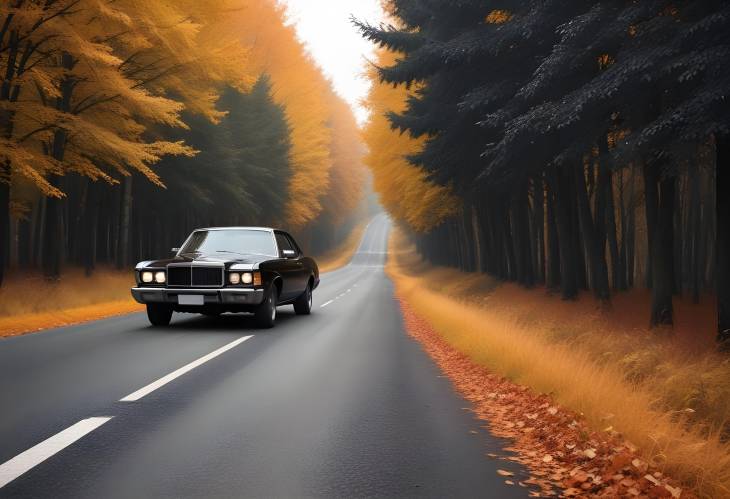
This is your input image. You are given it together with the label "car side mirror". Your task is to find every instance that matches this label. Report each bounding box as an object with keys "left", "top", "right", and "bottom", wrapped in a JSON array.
[
  {"left": 171, "top": 247, "right": 180, "bottom": 255},
  {"left": 282, "top": 249, "right": 297, "bottom": 258}
]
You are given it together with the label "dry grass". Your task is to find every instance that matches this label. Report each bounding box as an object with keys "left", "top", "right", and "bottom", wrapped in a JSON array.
[
  {"left": 316, "top": 221, "right": 367, "bottom": 272},
  {"left": 387, "top": 228, "right": 730, "bottom": 498},
  {"left": 0, "top": 268, "right": 141, "bottom": 337},
  {"left": 0, "top": 222, "right": 366, "bottom": 338}
]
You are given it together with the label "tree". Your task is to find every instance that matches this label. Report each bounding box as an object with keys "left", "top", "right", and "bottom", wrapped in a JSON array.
[{"left": 359, "top": 0, "right": 728, "bottom": 330}]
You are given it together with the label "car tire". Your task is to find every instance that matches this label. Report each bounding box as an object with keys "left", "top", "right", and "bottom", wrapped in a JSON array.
[
  {"left": 147, "top": 303, "right": 172, "bottom": 327},
  {"left": 293, "top": 283, "right": 312, "bottom": 315},
  {"left": 255, "top": 286, "right": 277, "bottom": 329}
]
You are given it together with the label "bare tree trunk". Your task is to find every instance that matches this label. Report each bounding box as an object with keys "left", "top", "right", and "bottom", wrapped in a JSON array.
[
  {"left": 645, "top": 164, "right": 675, "bottom": 327},
  {"left": 545, "top": 176, "right": 561, "bottom": 290},
  {"left": 0, "top": 162, "right": 8, "bottom": 286},
  {"left": 574, "top": 163, "right": 610, "bottom": 300},
  {"left": 717, "top": 135, "right": 730, "bottom": 343},
  {"left": 552, "top": 166, "right": 578, "bottom": 299},
  {"left": 117, "top": 175, "right": 133, "bottom": 269}
]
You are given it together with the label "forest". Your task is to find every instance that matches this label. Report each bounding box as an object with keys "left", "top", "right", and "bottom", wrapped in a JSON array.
[
  {"left": 0, "top": 0, "right": 366, "bottom": 287},
  {"left": 359, "top": 1, "right": 728, "bottom": 337}
]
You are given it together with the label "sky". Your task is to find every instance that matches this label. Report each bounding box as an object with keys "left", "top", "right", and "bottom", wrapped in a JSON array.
[{"left": 281, "top": 0, "right": 385, "bottom": 125}]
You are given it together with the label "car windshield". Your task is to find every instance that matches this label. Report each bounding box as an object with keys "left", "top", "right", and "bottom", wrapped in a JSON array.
[{"left": 180, "top": 230, "right": 277, "bottom": 257}]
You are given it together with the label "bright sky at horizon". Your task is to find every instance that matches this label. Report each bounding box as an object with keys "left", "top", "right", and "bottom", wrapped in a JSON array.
[{"left": 281, "top": 0, "right": 385, "bottom": 126}]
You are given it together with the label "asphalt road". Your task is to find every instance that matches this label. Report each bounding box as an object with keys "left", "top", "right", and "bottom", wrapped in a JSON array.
[{"left": 0, "top": 213, "right": 527, "bottom": 498}]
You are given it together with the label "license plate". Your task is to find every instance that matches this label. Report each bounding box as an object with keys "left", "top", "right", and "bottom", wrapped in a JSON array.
[{"left": 178, "top": 295, "right": 204, "bottom": 306}]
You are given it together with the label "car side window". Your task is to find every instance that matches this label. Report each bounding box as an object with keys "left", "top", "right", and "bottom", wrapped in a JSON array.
[
  {"left": 275, "top": 232, "right": 294, "bottom": 258},
  {"left": 285, "top": 234, "right": 302, "bottom": 255}
]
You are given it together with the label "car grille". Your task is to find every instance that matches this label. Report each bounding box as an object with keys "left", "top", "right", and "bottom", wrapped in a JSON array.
[
  {"left": 192, "top": 267, "right": 223, "bottom": 286},
  {"left": 167, "top": 266, "right": 223, "bottom": 287},
  {"left": 168, "top": 267, "right": 191, "bottom": 286}
]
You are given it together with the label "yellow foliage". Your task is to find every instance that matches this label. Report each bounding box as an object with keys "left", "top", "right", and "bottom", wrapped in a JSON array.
[
  {"left": 0, "top": 0, "right": 254, "bottom": 196},
  {"left": 233, "top": 1, "right": 335, "bottom": 227},
  {"left": 363, "top": 48, "right": 458, "bottom": 233},
  {"left": 485, "top": 10, "right": 512, "bottom": 24},
  {"left": 321, "top": 92, "right": 367, "bottom": 225}
]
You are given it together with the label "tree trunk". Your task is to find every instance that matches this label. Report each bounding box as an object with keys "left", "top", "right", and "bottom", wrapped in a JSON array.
[
  {"left": 626, "top": 169, "right": 636, "bottom": 288},
  {"left": 551, "top": 166, "right": 578, "bottom": 299},
  {"left": 574, "top": 163, "right": 610, "bottom": 300},
  {"left": 471, "top": 206, "right": 483, "bottom": 273},
  {"left": 717, "top": 135, "right": 730, "bottom": 343},
  {"left": 545, "top": 176, "right": 561, "bottom": 290},
  {"left": 42, "top": 52, "right": 75, "bottom": 280},
  {"left": 0, "top": 162, "right": 9, "bottom": 286},
  {"left": 604, "top": 167, "right": 621, "bottom": 290},
  {"left": 645, "top": 164, "right": 675, "bottom": 327},
  {"left": 533, "top": 175, "right": 545, "bottom": 284},
  {"left": 84, "top": 181, "right": 100, "bottom": 276}
]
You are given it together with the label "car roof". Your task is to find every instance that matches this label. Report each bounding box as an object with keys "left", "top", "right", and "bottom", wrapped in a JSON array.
[{"left": 195, "top": 227, "right": 278, "bottom": 232}]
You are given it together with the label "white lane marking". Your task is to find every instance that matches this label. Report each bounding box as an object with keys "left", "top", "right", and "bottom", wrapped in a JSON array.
[
  {"left": 0, "top": 417, "right": 113, "bottom": 488},
  {"left": 320, "top": 300, "right": 334, "bottom": 308},
  {"left": 120, "top": 336, "right": 253, "bottom": 402}
]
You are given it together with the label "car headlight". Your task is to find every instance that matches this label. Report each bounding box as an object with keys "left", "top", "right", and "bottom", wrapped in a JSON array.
[
  {"left": 229, "top": 272, "right": 241, "bottom": 285},
  {"left": 154, "top": 271, "right": 166, "bottom": 284},
  {"left": 141, "top": 271, "right": 153, "bottom": 283},
  {"left": 241, "top": 272, "right": 253, "bottom": 284}
]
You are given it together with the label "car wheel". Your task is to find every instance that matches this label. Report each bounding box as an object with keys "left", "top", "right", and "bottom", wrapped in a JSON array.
[
  {"left": 255, "top": 286, "right": 277, "bottom": 329},
  {"left": 147, "top": 303, "right": 172, "bottom": 327},
  {"left": 293, "top": 283, "right": 312, "bottom": 315}
]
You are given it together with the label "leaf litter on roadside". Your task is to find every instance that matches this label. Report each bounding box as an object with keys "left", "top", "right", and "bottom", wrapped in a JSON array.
[{"left": 397, "top": 298, "right": 692, "bottom": 498}]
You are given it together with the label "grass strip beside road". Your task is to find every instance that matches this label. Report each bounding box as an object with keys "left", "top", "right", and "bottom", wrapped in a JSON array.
[
  {"left": 0, "top": 222, "right": 367, "bottom": 338},
  {"left": 0, "top": 300, "right": 142, "bottom": 338},
  {"left": 387, "top": 227, "right": 729, "bottom": 498}
]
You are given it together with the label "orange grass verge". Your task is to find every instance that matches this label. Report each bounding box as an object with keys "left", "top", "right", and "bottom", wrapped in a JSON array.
[
  {"left": 316, "top": 221, "right": 368, "bottom": 272},
  {"left": 0, "top": 268, "right": 141, "bottom": 338},
  {"left": 388, "top": 228, "right": 730, "bottom": 498},
  {"left": 399, "top": 297, "right": 689, "bottom": 498}
]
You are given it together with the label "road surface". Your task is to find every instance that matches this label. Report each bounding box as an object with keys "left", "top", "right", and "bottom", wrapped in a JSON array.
[{"left": 0, "top": 214, "right": 527, "bottom": 498}]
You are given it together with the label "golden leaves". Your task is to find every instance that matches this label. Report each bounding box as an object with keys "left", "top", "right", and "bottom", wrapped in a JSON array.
[
  {"left": 485, "top": 10, "right": 512, "bottom": 25},
  {"left": 363, "top": 48, "right": 459, "bottom": 233},
  {"left": 598, "top": 53, "right": 616, "bottom": 70},
  {"left": 395, "top": 294, "right": 691, "bottom": 499}
]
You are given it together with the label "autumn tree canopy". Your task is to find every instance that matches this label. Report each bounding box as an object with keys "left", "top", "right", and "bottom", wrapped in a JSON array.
[{"left": 0, "top": 0, "right": 368, "bottom": 284}]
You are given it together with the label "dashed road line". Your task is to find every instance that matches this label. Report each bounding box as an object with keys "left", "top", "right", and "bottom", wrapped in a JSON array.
[
  {"left": 0, "top": 417, "right": 113, "bottom": 488},
  {"left": 120, "top": 335, "right": 253, "bottom": 402}
]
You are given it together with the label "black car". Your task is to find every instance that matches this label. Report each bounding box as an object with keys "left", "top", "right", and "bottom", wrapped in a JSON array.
[{"left": 131, "top": 227, "right": 319, "bottom": 328}]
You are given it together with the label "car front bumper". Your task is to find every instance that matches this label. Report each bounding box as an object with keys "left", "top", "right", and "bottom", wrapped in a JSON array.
[{"left": 131, "top": 287, "right": 265, "bottom": 306}]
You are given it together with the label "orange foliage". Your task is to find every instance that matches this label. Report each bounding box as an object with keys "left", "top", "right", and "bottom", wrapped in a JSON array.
[
  {"left": 388, "top": 227, "right": 730, "bottom": 498},
  {"left": 363, "top": 48, "right": 458, "bottom": 233},
  {"left": 320, "top": 93, "right": 367, "bottom": 226},
  {"left": 233, "top": 1, "right": 334, "bottom": 227},
  {"left": 485, "top": 10, "right": 512, "bottom": 24}
]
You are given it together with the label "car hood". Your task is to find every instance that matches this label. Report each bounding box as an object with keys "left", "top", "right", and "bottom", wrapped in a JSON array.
[{"left": 136, "top": 252, "right": 273, "bottom": 270}]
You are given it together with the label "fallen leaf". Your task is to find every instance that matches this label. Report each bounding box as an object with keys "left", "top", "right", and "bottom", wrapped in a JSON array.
[
  {"left": 665, "top": 484, "right": 682, "bottom": 498},
  {"left": 632, "top": 458, "right": 648, "bottom": 473},
  {"left": 543, "top": 455, "right": 553, "bottom": 463},
  {"left": 645, "top": 474, "right": 661, "bottom": 486},
  {"left": 583, "top": 448, "right": 597, "bottom": 459},
  {"left": 496, "top": 469, "right": 514, "bottom": 477},
  {"left": 505, "top": 480, "right": 514, "bottom": 485}
]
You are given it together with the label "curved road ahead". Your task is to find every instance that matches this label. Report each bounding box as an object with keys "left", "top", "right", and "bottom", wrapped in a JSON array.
[{"left": 0, "top": 214, "right": 526, "bottom": 498}]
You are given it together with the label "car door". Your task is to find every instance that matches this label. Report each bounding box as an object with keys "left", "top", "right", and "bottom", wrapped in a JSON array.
[
  {"left": 283, "top": 232, "right": 309, "bottom": 293},
  {"left": 274, "top": 231, "right": 300, "bottom": 301}
]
